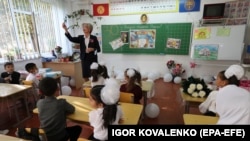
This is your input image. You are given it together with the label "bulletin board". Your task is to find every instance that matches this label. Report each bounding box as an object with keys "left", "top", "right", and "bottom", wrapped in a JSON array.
[
  {"left": 190, "top": 25, "right": 246, "bottom": 61},
  {"left": 101, "top": 23, "right": 192, "bottom": 55}
]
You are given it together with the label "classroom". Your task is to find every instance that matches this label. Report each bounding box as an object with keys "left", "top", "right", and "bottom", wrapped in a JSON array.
[{"left": 0, "top": 0, "right": 250, "bottom": 140}]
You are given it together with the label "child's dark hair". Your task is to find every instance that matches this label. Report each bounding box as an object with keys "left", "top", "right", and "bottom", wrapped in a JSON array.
[
  {"left": 91, "top": 64, "right": 109, "bottom": 82},
  {"left": 219, "top": 70, "right": 240, "bottom": 86},
  {"left": 217, "top": 70, "right": 227, "bottom": 81},
  {"left": 100, "top": 65, "right": 109, "bottom": 79},
  {"left": 25, "top": 63, "right": 36, "bottom": 72},
  {"left": 4, "top": 62, "right": 14, "bottom": 68},
  {"left": 91, "top": 85, "right": 118, "bottom": 128},
  {"left": 124, "top": 68, "right": 142, "bottom": 92},
  {"left": 39, "top": 77, "right": 58, "bottom": 96}
]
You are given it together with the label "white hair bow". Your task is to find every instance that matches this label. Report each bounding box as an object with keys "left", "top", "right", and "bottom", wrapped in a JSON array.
[
  {"left": 127, "top": 68, "right": 135, "bottom": 78},
  {"left": 101, "top": 78, "right": 120, "bottom": 105},
  {"left": 225, "top": 64, "right": 244, "bottom": 80},
  {"left": 99, "top": 61, "right": 105, "bottom": 66},
  {"left": 90, "top": 62, "right": 98, "bottom": 70}
]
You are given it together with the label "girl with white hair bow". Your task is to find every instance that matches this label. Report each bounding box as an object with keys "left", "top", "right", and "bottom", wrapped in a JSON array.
[
  {"left": 216, "top": 64, "right": 250, "bottom": 124},
  {"left": 120, "top": 68, "right": 143, "bottom": 104},
  {"left": 90, "top": 62, "right": 109, "bottom": 87},
  {"left": 88, "top": 78, "right": 123, "bottom": 141}
]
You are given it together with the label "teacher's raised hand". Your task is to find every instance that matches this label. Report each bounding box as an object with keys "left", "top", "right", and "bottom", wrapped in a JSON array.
[{"left": 62, "top": 22, "right": 68, "bottom": 33}]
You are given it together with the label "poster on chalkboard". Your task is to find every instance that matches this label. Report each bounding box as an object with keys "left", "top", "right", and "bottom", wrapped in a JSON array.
[
  {"left": 129, "top": 29, "right": 156, "bottom": 49},
  {"left": 166, "top": 38, "right": 181, "bottom": 49}
]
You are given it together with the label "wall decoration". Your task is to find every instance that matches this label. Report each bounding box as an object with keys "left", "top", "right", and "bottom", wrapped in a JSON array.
[
  {"left": 109, "top": 38, "right": 124, "bottom": 50},
  {"left": 216, "top": 27, "right": 231, "bottom": 37},
  {"left": 194, "top": 27, "right": 211, "bottom": 39},
  {"left": 129, "top": 29, "right": 156, "bottom": 49},
  {"left": 193, "top": 44, "right": 219, "bottom": 60},
  {"left": 179, "top": 0, "right": 200, "bottom": 12},
  {"left": 93, "top": 3, "right": 109, "bottom": 16},
  {"left": 224, "top": 0, "right": 249, "bottom": 25},
  {"left": 109, "top": 0, "right": 178, "bottom": 15},
  {"left": 120, "top": 31, "right": 129, "bottom": 44},
  {"left": 141, "top": 14, "right": 148, "bottom": 24},
  {"left": 166, "top": 38, "right": 181, "bottom": 49}
]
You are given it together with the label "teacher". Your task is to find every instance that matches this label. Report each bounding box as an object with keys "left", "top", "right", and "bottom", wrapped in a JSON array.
[{"left": 62, "top": 22, "right": 101, "bottom": 82}]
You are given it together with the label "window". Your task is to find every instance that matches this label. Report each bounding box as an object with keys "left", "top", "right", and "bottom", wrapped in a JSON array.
[{"left": 0, "top": 0, "right": 57, "bottom": 63}]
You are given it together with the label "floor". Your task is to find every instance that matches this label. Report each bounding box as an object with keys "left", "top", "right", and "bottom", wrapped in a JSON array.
[{"left": 1, "top": 78, "right": 201, "bottom": 139}]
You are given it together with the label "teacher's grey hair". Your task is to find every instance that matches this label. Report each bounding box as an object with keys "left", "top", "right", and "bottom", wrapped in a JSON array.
[{"left": 82, "top": 23, "right": 93, "bottom": 33}]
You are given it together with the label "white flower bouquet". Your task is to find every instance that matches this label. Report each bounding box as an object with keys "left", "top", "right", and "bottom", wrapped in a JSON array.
[{"left": 182, "top": 76, "right": 212, "bottom": 98}]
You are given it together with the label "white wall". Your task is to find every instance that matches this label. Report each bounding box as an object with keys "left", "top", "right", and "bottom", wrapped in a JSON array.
[{"left": 62, "top": 0, "right": 249, "bottom": 79}]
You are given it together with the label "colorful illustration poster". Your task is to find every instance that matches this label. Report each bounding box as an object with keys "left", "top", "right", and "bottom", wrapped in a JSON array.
[
  {"left": 129, "top": 29, "right": 156, "bottom": 49},
  {"left": 120, "top": 31, "right": 129, "bottom": 44},
  {"left": 194, "top": 27, "right": 211, "bottom": 39},
  {"left": 193, "top": 44, "right": 219, "bottom": 60},
  {"left": 179, "top": 0, "right": 200, "bottom": 12},
  {"left": 166, "top": 38, "right": 181, "bottom": 49},
  {"left": 216, "top": 27, "right": 231, "bottom": 37},
  {"left": 109, "top": 38, "right": 124, "bottom": 50}
]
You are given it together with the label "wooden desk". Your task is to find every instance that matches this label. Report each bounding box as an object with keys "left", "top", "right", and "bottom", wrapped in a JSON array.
[
  {"left": 33, "top": 95, "right": 143, "bottom": 125},
  {"left": 0, "top": 134, "right": 30, "bottom": 141},
  {"left": 183, "top": 114, "right": 219, "bottom": 125},
  {"left": 0, "top": 84, "right": 32, "bottom": 127},
  {"left": 180, "top": 89, "right": 206, "bottom": 113},
  {"left": 42, "top": 61, "right": 84, "bottom": 89},
  {"left": 82, "top": 80, "right": 153, "bottom": 118}
]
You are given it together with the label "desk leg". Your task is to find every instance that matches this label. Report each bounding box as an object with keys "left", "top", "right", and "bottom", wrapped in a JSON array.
[
  {"left": 57, "top": 77, "right": 62, "bottom": 95},
  {"left": 59, "top": 80, "right": 62, "bottom": 95},
  {"left": 11, "top": 96, "right": 20, "bottom": 125},
  {"left": 141, "top": 91, "right": 147, "bottom": 119}
]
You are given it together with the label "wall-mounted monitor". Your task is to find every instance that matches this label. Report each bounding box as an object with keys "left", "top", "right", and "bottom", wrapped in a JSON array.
[{"left": 203, "top": 3, "right": 225, "bottom": 19}]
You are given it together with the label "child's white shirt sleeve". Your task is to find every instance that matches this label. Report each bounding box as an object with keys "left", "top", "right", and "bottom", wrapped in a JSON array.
[
  {"left": 26, "top": 73, "right": 39, "bottom": 87},
  {"left": 199, "top": 90, "right": 218, "bottom": 113}
]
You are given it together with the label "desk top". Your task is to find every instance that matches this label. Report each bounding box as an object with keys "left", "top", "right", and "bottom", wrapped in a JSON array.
[
  {"left": 180, "top": 89, "right": 206, "bottom": 103},
  {"left": 33, "top": 95, "right": 143, "bottom": 125},
  {"left": 0, "top": 134, "right": 30, "bottom": 141},
  {"left": 0, "top": 84, "right": 31, "bottom": 98},
  {"left": 183, "top": 114, "right": 219, "bottom": 125}
]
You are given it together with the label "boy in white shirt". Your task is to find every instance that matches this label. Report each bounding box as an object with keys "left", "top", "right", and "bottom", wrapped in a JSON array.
[{"left": 25, "top": 63, "right": 40, "bottom": 87}]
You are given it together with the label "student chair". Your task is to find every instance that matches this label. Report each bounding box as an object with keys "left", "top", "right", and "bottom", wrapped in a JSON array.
[
  {"left": 83, "top": 87, "right": 91, "bottom": 98},
  {"left": 81, "top": 81, "right": 91, "bottom": 96},
  {"left": 24, "top": 128, "right": 47, "bottom": 141},
  {"left": 77, "top": 138, "right": 90, "bottom": 141},
  {"left": 119, "top": 92, "right": 134, "bottom": 103}
]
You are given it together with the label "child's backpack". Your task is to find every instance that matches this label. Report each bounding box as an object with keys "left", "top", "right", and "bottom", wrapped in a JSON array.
[{"left": 17, "top": 128, "right": 41, "bottom": 141}]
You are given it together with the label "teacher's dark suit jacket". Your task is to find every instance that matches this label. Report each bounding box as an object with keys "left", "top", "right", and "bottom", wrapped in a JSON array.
[
  {"left": 65, "top": 33, "right": 101, "bottom": 78},
  {"left": 65, "top": 33, "right": 101, "bottom": 61}
]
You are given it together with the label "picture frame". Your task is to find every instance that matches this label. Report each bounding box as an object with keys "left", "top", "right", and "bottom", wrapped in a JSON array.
[{"left": 140, "top": 14, "right": 148, "bottom": 23}]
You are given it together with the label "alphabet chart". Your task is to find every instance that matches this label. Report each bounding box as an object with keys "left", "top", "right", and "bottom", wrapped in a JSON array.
[{"left": 109, "top": 0, "right": 178, "bottom": 15}]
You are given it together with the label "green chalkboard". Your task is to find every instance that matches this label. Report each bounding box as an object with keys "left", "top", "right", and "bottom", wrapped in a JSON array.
[{"left": 101, "top": 23, "right": 192, "bottom": 55}]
